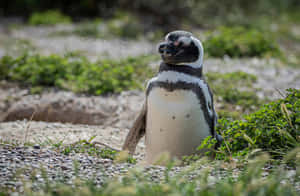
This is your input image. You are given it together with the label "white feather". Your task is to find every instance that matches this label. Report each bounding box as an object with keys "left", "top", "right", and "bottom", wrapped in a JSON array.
[
  {"left": 178, "top": 36, "right": 192, "bottom": 46},
  {"left": 146, "top": 87, "right": 211, "bottom": 163},
  {"left": 147, "top": 71, "right": 213, "bottom": 116}
]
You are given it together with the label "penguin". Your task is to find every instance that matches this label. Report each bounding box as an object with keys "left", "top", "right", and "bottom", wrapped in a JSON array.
[{"left": 123, "top": 30, "right": 222, "bottom": 164}]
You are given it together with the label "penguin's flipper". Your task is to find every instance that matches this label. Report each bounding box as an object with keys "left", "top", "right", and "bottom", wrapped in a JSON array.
[{"left": 122, "top": 103, "right": 146, "bottom": 154}]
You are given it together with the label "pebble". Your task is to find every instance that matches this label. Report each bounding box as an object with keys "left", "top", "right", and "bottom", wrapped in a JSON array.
[
  {"left": 0, "top": 144, "right": 218, "bottom": 192},
  {"left": 0, "top": 144, "right": 138, "bottom": 191}
]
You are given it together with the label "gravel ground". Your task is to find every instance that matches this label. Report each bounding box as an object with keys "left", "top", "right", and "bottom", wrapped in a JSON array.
[
  {"left": 0, "top": 144, "right": 187, "bottom": 192},
  {"left": 0, "top": 120, "right": 145, "bottom": 157},
  {"left": 0, "top": 144, "right": 298, "bottom": 193},
  {"left": 0, "top": 144, "right": 131, "bottom": 190}
]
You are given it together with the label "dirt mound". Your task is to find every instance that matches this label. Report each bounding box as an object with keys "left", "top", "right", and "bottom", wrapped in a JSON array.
[{"left": 1, "top": 90, "right": 144, "bottom": 127}]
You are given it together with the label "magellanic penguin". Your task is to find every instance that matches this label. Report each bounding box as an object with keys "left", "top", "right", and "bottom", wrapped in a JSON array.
[{"left": 123, "top": 30, "right": 222, "bottom": 164}]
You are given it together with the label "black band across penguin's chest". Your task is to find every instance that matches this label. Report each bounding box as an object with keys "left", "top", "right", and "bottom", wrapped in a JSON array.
[
  {"left": 146, "top": 81, "right": 214, "bottom": 136},
  {"left": 159, "top": 63, "right": 203, "bottom": 78}
]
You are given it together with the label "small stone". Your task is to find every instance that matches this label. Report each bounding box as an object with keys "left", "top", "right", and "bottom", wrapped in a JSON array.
[{"left": 61, "top": 165, "right": 69, "bottom": 170}]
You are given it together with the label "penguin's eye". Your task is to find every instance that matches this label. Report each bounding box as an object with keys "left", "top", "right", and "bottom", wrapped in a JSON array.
[{"left": 168, "top": 34, "right": 177, "bottom": 41}]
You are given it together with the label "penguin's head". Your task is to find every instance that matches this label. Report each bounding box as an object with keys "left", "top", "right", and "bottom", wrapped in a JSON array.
[{"left": 158, "top": 30, "right": 204, "bottom": 68}]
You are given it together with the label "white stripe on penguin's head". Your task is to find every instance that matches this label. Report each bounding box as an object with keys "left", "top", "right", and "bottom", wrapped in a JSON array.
[{"left": 179, "top": 36, "right": 203, "bottom": 69}]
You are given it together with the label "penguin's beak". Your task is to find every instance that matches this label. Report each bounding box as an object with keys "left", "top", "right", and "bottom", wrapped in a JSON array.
[
  {"left": 158, "top": 42, "right": 170, "bottom": 56},
  {"left": 158, "top": 42, "right": 177, "bottom": 57},
  {"left": 158, "top": 41, "right": 185, "bottom": 64}
]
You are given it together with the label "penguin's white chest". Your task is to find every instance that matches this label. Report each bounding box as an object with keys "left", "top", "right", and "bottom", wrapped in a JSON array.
[{"left": 146, "top": 87, "right": 210, "bottom": 163}]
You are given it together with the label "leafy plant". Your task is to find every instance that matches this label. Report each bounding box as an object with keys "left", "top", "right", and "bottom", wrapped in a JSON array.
[
  {"left": 28, "top": 10, "right": 71, "bottom": 25},
  {"left": 199, "top": 88, "right": 300, "bottom": 160},
  {"left": 204, "top": 26, "right": 282, "bottom": 57},
  {"left": 0, "top": 53, "right": 155, "bottom": 95}
]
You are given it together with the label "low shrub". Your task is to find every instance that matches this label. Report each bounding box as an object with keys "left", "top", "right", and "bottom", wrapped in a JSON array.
[
  {"left": 204, "top": 27, "right": 282, "bottom": 57},
  {"left": 28, "top": 10, "right": 71, "bottom": 25},
  {"left": 0, "top": 53, "right": 155, "bottom": 95},
  {"left": 200, "top": 88, "right": 300, "bottom": 160}
]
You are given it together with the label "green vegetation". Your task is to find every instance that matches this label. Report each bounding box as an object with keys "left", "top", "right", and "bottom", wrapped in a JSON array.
[
  {"left": 0, "top": 53, "right": 155, "bottom": 95},
  {"left": 197, "top": 88, "right": 299, "bottom": 160},
  {"left": 28, "top": 10, "right": 71, "bottom": 25},
  {"left": 204, "top": 27, "right": 282, "bottom": 57},
  {"left": 206, "top": 71, "right": 264, "bottom": 119}
]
